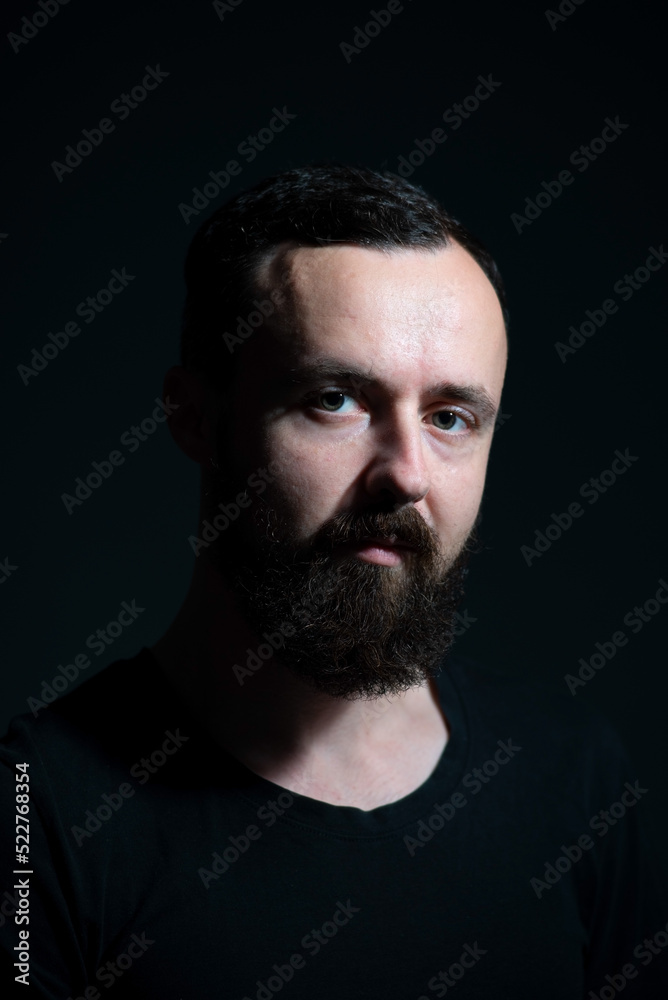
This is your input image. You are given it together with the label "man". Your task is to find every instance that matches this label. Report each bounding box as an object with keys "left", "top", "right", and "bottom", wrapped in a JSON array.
[{"left": 1, "top": 163, "right": 666, "bottom": 998}]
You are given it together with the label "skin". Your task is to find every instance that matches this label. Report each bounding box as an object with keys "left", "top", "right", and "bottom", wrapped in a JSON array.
[{"left": 151, "top": 242, "right": 508, "bottom": 810}]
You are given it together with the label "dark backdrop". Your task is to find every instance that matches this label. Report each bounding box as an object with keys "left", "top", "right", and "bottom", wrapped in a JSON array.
[{"left": 2, "top": 0, "right": 667, "bottom": 838}]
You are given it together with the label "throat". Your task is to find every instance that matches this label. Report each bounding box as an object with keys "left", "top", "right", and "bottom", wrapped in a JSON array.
[{"left": 237, "top": 688, "right": 450, "bottom": 811}]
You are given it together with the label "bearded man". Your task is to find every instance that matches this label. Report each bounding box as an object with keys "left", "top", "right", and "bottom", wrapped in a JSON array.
[{"left": 1, "top": 163, "right": 666, "bottom": 998}]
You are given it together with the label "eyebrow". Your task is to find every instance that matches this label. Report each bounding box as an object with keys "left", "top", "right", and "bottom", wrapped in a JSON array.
[{"left": 280, "top": 360, "right": 499, "bottom": 427}]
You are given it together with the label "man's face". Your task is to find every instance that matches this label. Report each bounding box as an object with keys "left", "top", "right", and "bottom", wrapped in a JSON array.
[{"left": 208, "top": 242, "right": 507, "bottom": 698}]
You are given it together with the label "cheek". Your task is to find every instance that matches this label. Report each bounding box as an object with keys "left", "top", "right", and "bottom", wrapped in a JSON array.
[
  {"left": 263, "top": 432, "right": 354, "bottom": 533},
  {"left": 426, "top": 459, "right": 488, "bottom": 543}
]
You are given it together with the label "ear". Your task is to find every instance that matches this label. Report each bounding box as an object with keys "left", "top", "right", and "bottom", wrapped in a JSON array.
[{"left": 160, "top": 366, "right": 218, "bottom": 465}]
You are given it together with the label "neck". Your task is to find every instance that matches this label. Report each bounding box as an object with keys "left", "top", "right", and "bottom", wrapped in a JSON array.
[{"left": 150, "top": 559, "right": 450, "bottom": 808}]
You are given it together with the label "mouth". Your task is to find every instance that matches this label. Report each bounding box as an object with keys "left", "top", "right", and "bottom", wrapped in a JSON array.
[{"left": 334, "top": 536, "right": 417, "bottom": 567}]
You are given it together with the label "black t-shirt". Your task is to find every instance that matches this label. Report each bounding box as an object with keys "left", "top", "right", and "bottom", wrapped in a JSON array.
[{"left": 1, "top": 648, "right": 667, "bottom": 998}]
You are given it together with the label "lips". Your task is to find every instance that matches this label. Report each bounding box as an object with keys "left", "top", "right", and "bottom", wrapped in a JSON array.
[
  {"left": 335, "top": 534, "right": 414, "bottom": 550},
  {"left": 356, "top": 536, "right": 415, "bottom": 551},
  {"left": 331, "top": 536, "right": 418, "bottom": 567}
]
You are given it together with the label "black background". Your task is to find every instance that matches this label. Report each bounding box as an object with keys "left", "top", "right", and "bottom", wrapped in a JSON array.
[{"left": 2, "top": 0, "right": 666, "bottom": 839}]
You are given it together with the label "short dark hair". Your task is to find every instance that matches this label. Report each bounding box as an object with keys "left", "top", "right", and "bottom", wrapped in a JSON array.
[{"left": 181, "top": 161, "right": 508, "bottom": 392}]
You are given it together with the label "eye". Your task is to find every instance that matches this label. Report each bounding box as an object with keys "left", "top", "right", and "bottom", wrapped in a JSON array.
[
  {"left": 309, "top": 390, "right": 358, "bottom": 413},
  {"left": 431, "top": 409, "right": 469, "bottom": 433}
]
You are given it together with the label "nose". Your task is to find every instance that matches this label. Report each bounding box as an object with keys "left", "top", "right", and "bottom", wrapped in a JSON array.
[{"left": 363, "top": 409, "right": 430, "bottom": 507}]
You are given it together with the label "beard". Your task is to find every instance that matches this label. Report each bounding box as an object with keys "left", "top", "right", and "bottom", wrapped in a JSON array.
[{"left": 204, "top": 460, "right": 478, "bottom": 701}]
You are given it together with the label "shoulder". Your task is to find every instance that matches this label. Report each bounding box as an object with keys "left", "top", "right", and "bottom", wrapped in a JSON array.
[
  {"left": 444, "top": 651, "right": 622, "bottom": 738},
  {"left": 441, "top": 652, "right": 635, "bottom": 800},
  {"left": 0, "top": 647, "right": 175, "bottom": 782}
]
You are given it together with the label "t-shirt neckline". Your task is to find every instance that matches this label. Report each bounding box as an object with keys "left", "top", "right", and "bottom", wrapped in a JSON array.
[{"left": 138, "top": 645, "right": 472, "bottom": 838}]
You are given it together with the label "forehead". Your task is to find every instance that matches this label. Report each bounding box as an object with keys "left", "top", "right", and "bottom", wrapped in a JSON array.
[{"left": 241, "top": 242, "right": 507, "bottom": 395}]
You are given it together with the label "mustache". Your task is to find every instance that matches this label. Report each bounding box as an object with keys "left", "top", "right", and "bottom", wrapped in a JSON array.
[{"left": 306, "top": 505, "right": 442, "bottom": 559}]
